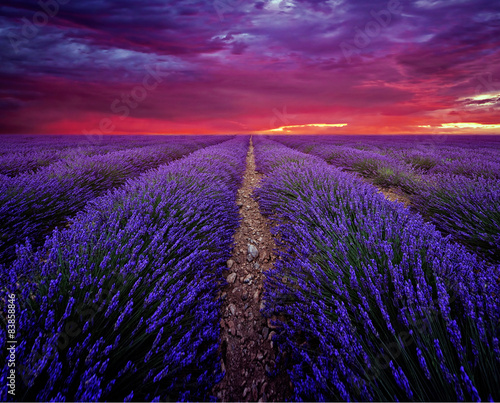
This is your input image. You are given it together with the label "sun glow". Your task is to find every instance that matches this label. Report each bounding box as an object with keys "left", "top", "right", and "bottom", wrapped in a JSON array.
[
  {"left": 267, "top": 123, "right": 348, "bottom": 132},
  {"left": 416, "top": 122, "right": 500, "bottom": 131},
  {"left": 440, "top": 122, "right": 500, "bottom": 129}
]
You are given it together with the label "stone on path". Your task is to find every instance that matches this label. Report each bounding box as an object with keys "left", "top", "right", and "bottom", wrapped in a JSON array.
[
  {"left": 247, "top": 244, "right": 259, "bottom": 261},
  {"left": 243, "top": 273, "right": 254, "bottom": 284},
  {"left": 227, "top": 272, "right": 237, "bottom": 284},
  {"left": 228, "top": 320, "right": 236, "bottom": 335}
]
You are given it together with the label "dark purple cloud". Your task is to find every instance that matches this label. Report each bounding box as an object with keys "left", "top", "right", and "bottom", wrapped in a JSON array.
[{"left": 0, "top": 0, "right": 499, "bottom": 134}]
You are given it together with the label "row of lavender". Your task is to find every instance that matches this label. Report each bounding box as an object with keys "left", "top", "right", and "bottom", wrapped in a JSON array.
[
  {"left": 0, "top": 136, "right": 227, "bottom": 263},
  {"left": 273, "top": 135, "right": 500, "bottom": 184},
  {"left": 0, "top": 137, "right": 248, "bottom": 401},
  {"left": 281, "top": 135, "right": 500, "bottom": 177},
  {"left": 0, "top": 134, "right": 194, "bottom": 154},
  {"left": 254, "top": 138, "right": 500, "bottom": 401},
  {"left": 0, "top": 135, "right": 206, "bottom": 177},
  {"left": 273, "top": 136, "right": 500, "bottom": 261}
]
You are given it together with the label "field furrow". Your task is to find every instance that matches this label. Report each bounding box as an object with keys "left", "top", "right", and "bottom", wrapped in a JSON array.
[{"left": 213, "top": 137, "right": 292, "bottom": 402}]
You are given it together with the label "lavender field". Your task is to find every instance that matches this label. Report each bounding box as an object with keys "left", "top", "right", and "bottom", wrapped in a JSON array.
[{"left": 1, "top": 135, "right": 499, "bottom": 402}]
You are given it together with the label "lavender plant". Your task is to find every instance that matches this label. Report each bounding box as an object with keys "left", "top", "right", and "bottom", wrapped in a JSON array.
[
  {"left": 0, "top": 137, "right": 248, "bottom": 401},
  {"left": 273, "top": 135, "right": 500, "bottom": 261},
  {"left": 412, "top": 174, "right": 500, "bottom": 260},
  {"left": 253, "top": 138, "right": 500, "bottom": 402},
  {"left": 0, "top": 136, "right": 226, "bottom": 263},
  {"left": 274, "top": 137, "right": 422, "bottom": 194},
  {"left": 0, "top": 134, "right": 198, "bottom": 176}
]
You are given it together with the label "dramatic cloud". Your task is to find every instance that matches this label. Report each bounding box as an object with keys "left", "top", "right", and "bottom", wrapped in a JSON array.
[{"left": 1, "top": 0, "right": 499, "bottom": 134}]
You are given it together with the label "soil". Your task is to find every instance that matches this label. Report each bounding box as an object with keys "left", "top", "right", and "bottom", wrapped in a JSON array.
[
  {"left": 378, "top": 187, "right": 412, "bottom": 207},
  {"left": 213, "top": 138, "right": 292, "bottom": 402},
  {"left": 346, "top": 171, "right": 413, "bottom": 208}
]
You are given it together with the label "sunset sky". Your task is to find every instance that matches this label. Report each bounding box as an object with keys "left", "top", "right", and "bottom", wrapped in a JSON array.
[{"left": 1, "top": 0, "right": 500, "bottom": 135}]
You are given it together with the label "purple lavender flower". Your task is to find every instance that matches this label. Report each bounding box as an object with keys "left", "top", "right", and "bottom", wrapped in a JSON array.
[
  {"left": 253, "top": 136, "right": 500, "bottom": 402},
  {"left": 1, "top": 137, "right": 247, "bottom": 401}
]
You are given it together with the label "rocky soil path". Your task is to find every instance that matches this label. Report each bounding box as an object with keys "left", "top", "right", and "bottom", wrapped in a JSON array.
[
  {"left": 213, "top": 137, "right": 292, "bottom": 402},
  {"left": 378, "top": 187, "right": 411, "bottom": 207}
]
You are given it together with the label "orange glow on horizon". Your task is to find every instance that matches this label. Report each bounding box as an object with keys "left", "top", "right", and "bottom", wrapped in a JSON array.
[
  {"left": 266, "top": 123, "right": 348, "bottom": 133},
  {"left": 33, "top": 113, "right": 500, "bottom": 136}
]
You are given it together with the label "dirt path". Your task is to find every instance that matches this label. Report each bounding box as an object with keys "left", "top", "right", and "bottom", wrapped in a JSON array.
[
  {"left": 213, "top": 137, "right": 292, "bottom": 402},
  {"left": 377, "top": 187, "right": 411, "bottom": 207},
  {"left": 351, "top": 173, "right": 412, "bottom": 207}
]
